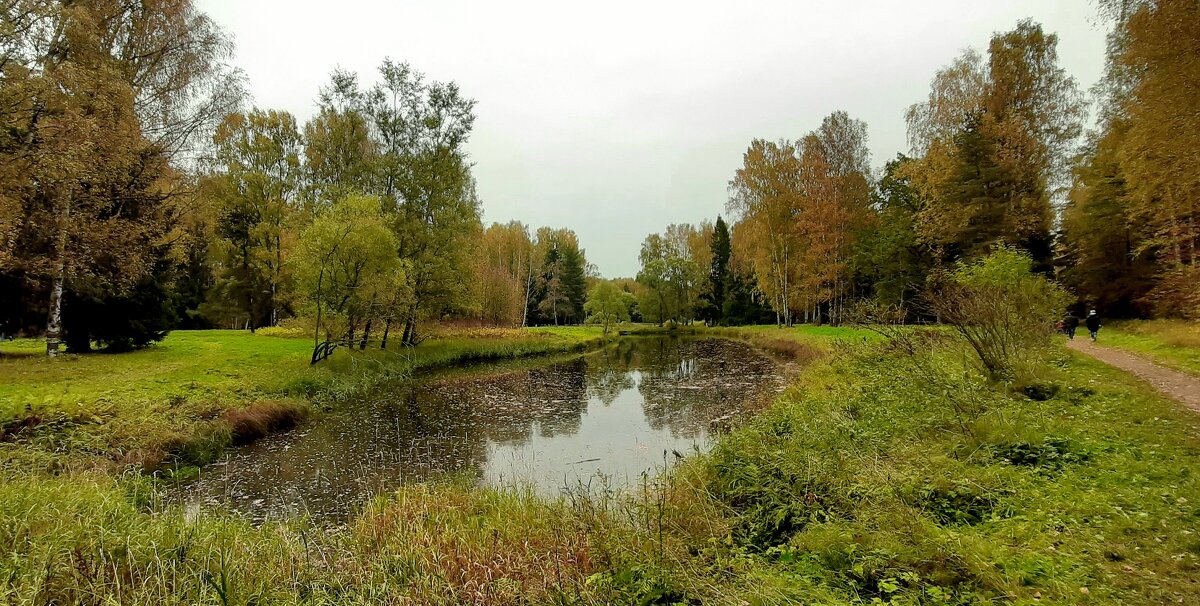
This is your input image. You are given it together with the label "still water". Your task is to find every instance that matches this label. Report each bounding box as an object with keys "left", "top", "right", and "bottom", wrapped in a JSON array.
[{"left": 179, "top": 337, "right": 784, "bottom": 522}]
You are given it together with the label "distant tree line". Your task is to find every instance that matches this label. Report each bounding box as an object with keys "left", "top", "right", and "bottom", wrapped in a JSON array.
[
  {"left": 637, "top": 9, "right": 1197, "bottom": 325},
  {"left": 3, "top": 3, "right": 1196, "bottom": 358}
]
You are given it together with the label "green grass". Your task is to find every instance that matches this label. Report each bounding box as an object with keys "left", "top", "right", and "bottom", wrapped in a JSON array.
[
  {"left": 2, "top": 325, "right": 1198, "bottom": 603},
  {"left": 657, "top": 341, "right": 1200, "bottom": 603},
  {"left": 1101, "top": 319, "right": 1200, "bottom": 375},
  {"left": 0, "top": 327, "right": 608, "bottom": 475}
]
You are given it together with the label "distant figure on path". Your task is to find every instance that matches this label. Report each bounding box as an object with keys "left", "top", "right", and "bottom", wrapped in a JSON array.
[
  {"left": 1064, "top": 312, "right": 1080, "bottom": 340},
  {"left": 1085, "top": 310, "right": 1101, "bottom": 341}
]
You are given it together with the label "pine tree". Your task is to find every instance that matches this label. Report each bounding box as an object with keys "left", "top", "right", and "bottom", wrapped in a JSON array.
[{"left": 698, "top": 216, "right": 731, "bottom": 324}]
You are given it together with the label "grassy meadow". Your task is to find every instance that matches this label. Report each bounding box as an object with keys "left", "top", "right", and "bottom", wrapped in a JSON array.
[
  {"left": 1102, "top": 320, "right": 1200, "bottom": 375},
  {"left": 1, "top": 324, "right": 1199, "bottom": 604}
]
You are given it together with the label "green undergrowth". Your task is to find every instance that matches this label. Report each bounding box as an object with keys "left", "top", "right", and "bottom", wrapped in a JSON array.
[
  {"left": 0, "top": 327, "right": 608, "bottom": 475},
  {"left": 613, "top": 338, "right": 1200, "bottom": 604},
  {"left": 3, "top": 331, "right": 1197, "bottom": 604},
  {"left": 1102, "top": 320, "right": 1200, "bottom": 375}
]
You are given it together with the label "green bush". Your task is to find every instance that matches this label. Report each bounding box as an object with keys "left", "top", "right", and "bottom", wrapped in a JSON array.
[{"left": 929, "top": 247, "right": 1072, "bottom": 381}]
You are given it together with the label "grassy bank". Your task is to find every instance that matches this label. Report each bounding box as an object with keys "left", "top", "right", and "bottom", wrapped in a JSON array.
[
  {"left": 2, "top": 327, "right": 1197, "bottom": 603},
  {"left": 1102, "top": 319, "right": 1200, "bottom": 375},
  {"left": 0, "top": 327, "right": 608, "bottom": 475},
  {"left": 708, "top": 324, "right": 881, "bottom": 361}
]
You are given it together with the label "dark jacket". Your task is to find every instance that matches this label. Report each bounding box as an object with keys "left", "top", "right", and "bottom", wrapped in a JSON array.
[
  {"left": 1064, "top": 314, "right": 1080, "bottom": 329},
  {"left": 1085, "top": 315, "right": 1101, "bottom": 331}
]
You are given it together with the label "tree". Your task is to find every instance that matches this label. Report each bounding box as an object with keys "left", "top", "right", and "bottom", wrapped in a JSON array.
[
  {"left": 727, "top": 112, "right": 872, "bottom": 326},
  {"left": 0, "top": 0, "right": 241, "bottom": 355},
  {"left": 527, "top": 227, "right": 588, "bottom": 326},
  {"left": 727, "top": 139, "right": 802, "bottom": 325},
  {"left": 304, "top": 104, "right": 376, "bottom": 210},
  {"left": 1108, "top": 0, "right": 1200, "bottom": 317},
  {"left": 904, "top": 21, "right": 1084, "bottom": 273},
  {"left": 361, "top": 61, "right": 480, "bottom": 343},
  {"left": 852, "top": 156, "right": 936, "bottom": 316},
  {"left": 636, "top": 227, "right": 702, "bottom": 325},
  {"left": 311, "top": 61, "right": 482, "bottom": 344},
  {"left": 206, "top": 109, "right": 303, "bottom": 330},
  {"left": 476, "top": 221, "right": 536, "bottom": 326},
  {"left": 294, "top": 196, "right": 403, "bottom": 363},
  {"left": 584, "top": 281, "right": 629, "bottom": 335},
  {"left": 697, "top": 215, "right": 732, "bottom": 325},
  {"left": 1060, "top": 123, "right": 1158, "bottom": 317}
]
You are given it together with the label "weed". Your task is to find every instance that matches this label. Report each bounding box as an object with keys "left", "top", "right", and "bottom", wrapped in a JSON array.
[
  {"left": 988, "top": 437, "right": 1089, "bottom": 472},
  {"left": 909, "top": 481, "right": 999, "bottom": 526}
]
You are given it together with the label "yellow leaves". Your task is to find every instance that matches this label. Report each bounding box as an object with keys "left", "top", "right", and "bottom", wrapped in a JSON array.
[
  {"left": 1117, "top": 0, "right": 1200, "bottom": 267},
  {"left": 727, "top": 117, "right": 871, "bottom": 318}
]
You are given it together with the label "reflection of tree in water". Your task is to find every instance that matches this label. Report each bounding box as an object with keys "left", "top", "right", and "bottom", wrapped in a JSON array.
[
  {"left": 584, "top": 345, "right": 637, "bottom": 405},
  {"left": 184, "top": 337, "right": 779, "bottom": 522},
  {"left": 631, "top": 338, "right": 779, "bottom": 438}
]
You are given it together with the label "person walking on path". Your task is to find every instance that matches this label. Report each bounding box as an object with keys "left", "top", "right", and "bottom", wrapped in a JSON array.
[
  {"left": 1085, "top": 310, "right": 1101, "bottom": 341},
  {"left": 1064, "top": 312, "right": 1080, "bottom": 340}
]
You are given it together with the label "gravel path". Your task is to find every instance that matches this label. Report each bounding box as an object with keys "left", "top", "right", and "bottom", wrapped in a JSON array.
[{"left": 1068, "top": 338, "right": 1200, "bottom": 413}]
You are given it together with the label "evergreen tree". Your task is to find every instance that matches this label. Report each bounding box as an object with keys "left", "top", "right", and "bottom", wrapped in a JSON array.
[
  {"left": 698, "top": 215, "right": 731, "bottom": 325},
  {"left": 853, "top": 156, "right": 936, "bottom": 316},
  {"left": 560, "top": 245, "right": 588, "bottom": 323}
]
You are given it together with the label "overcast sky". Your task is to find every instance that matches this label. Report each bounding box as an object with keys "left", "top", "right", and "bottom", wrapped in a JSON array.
[{"left": 196, "top": 0, "right": 1109, "bottom": 278}]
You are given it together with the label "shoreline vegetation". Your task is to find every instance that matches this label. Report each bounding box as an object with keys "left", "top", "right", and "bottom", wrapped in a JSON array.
[
  {"left": 0, "top": 324, "right": 845, "bottom": 479},
  {"left": 0, "top": 326, "right": 619, "bottom": 475},
  {"left": 1, "top": 324, "right": 1198, "bottom": 604}
]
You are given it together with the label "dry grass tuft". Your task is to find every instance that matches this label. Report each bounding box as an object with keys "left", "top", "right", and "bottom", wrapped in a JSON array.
[{"left": 222, "top": 399, "right": 309, "bottom": 445}]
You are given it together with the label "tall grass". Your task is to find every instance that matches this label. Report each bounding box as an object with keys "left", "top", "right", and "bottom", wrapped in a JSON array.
[{"left": 2, "top": 326, "right": 1198, "bottom": 603}]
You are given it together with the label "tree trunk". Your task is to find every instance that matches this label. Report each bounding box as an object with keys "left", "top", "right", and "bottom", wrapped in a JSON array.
[
  {"left": 407, "top": 315, "right": 418, "bottom": 346},
  {"left": 360, "top": 318, "right": 372, "bottom": 350},
  {"left": 522, "top": 263, "right": 534, "bottom": 328},
  {"left": 311, "top": 268, "right": 324, "bottom": 365},
  {"left": 45, "top": 188, "right": 70, "bottom": 357},
  {"left": 381, "top": 318, "right": 391, "bottom": 349}
]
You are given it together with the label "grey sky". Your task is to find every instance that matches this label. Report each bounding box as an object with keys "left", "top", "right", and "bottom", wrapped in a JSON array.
[{"left": 196, "top": 0, "right": 1109, "bottom": 278}]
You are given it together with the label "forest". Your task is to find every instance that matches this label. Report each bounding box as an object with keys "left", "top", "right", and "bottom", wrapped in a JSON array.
[
  {"left": 1, "top": 0, "right": 1197, "bottom": 358},
  {"left": 635, "top": 8, "right": 1198, "bottom": 329}
]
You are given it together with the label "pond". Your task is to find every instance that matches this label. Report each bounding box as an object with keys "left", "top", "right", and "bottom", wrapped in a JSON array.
[{"left": 177, "top": 337, "right": 785, "bottom": 522}]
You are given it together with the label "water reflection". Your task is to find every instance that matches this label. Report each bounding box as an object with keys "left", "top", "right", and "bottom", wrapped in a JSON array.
[{"left": 179, "top": 337, "right": 782, "bottom": 522}]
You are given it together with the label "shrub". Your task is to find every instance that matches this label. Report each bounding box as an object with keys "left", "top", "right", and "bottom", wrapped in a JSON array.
[{"left": 928, "top": 247, "right": 1072, "bottom": 381}]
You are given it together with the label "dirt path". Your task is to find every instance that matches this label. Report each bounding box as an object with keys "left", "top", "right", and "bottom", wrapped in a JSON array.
[{"left": 1068, "top": 338, "right": 1200, "bottom": 412}]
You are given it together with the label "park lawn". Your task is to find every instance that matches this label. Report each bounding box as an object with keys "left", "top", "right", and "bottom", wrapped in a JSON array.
[
  {"left": 0, "top": 327, "right": 607, "bottom": 475},
  {"left": 1102, "top": 319, "right": 1200, "bottom": 375}
]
